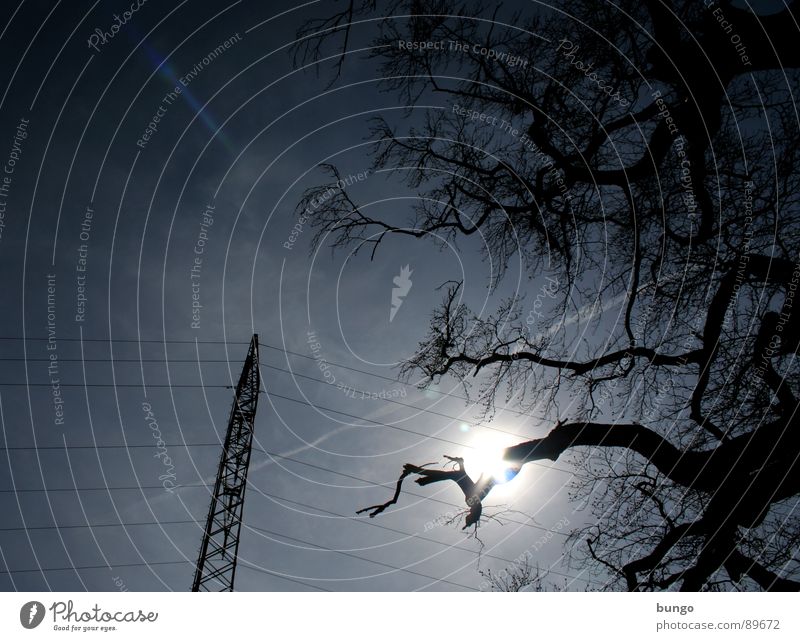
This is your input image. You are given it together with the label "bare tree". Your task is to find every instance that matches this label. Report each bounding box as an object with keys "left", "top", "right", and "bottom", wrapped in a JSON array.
[
  {"left": 294, "top": 0, "right": 800, "bottom": 591},
  {"left": 478, "top": 558, "right": 557, "bottom": 592}
]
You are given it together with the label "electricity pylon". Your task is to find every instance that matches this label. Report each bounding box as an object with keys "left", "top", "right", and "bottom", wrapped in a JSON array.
[{"left": 191, "top": 335, "right": 260, "bottom": 591}]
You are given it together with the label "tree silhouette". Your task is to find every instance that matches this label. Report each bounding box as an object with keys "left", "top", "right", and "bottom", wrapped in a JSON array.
[
  {"left": 478, "top": 558, "right": 557, "bottom": 592},
  {"left": 295, "top": 0, "right": 800, "bottom": 591}
]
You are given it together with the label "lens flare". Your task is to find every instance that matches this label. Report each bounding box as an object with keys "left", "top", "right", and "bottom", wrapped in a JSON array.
[{"left": 463, "top": 431, "right": 519, "bottom": 485}]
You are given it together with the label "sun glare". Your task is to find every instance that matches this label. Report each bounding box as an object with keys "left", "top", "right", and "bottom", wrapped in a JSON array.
[{"left": 463, "top": 431, "right": 520, "bottom": 489}]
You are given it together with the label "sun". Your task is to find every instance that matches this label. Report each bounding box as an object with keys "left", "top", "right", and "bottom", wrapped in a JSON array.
[{"left": 463, "top": 430, "right": 520, "bottom": 488}]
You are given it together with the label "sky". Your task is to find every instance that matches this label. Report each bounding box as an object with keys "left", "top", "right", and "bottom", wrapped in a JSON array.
[{"left": 0, "top": 0, "right": 614, "bottom": 592}]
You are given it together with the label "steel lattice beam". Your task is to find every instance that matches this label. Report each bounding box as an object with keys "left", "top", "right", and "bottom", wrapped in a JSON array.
[{"left": 191, "top": 335, "right": 260, "bottom": 592}]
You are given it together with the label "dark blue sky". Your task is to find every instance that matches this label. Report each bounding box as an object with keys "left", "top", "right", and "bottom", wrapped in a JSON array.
[{"left": 0, "top": 0, "right": 625, "bottom": 592}]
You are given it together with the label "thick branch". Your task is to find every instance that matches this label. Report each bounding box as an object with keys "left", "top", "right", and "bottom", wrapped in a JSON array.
[
  {"left": 503, "top": 421, "right": 713, "bottom": 490},
  {"left": 724, "top": 550, "right": 800, "bottom": 592}
]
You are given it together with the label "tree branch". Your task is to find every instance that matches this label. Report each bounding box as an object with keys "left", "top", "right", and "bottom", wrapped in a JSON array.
[
  {"left": 724, "top": 550, "right": 800, "bottom": 592},
  {"left": 503, "top": 421, "right": 713, "bottom": 490}
]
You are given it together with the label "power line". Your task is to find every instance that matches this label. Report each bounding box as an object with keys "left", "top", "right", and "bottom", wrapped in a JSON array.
[
  {"left": 0, "top": 358, "right": 248, "bottom": 363},
  {"left": 252, "top": 489, "right": 599, "bottom": 587},
  {"left": 0, "top": 443, "right": 221, "bottom": 451},
  {"left": 0, "top": 446, "right": 572, "bottom": 538},
  {"left": 0, "top": 514, "right": 476, "bottom": 590},
  {"left": 263, "top": 363, "right": 535, "bottom": 441},
  {"left": 0, "top": 336, "right": 544, "bottom": 450},
  {"left": 0, "top": 357, "right": 574, "bottom": 475},
  {"left": 0, "top": 336, "right": 533, "bottom": 417},
  {"left": 0, "top": 358, "right": 536, "bottom": 442},
  {"left": 234, "top": 564, "right": 331, "bottom": 591},
  {"left": 0, "top": 430, "right": 594, "bottom": 586},
  {"left": 0, "top": 491, "right": 594, "bottom": 587},
  {"left": 0, "top": 484, "right": 210, "bottom": 493},
  {"left": 0, "top": 485, "right": 566, "bottom": 575},
  {"left": 0, "top": 558, "right": 329, "bottom": 592},
  {"left": 0, "top": 486, "right": 595, "bottom": 587},
  {"left": 0, "top": 337, "right": 589, "bottom": 588},
  {"left": 1, "top": 375, "right": 556, "bottom": 475},
  {"left": 0, "top": 362, "right": 542, "bottom": 447},
  {"left": 0, "top": 559, "right": 189, "bottom": 575},
  {"left": 0, "top": 383, "right": 230, "bottom": 388},
  {"left": 246, "top": 524, "right": 477, "bottom": 591},
  {"left": 0, "top": 439, "right": 571, "bottom": 485},
  {"left": 0, "top": 337, "right": 252, "bottom": 344},
  {"left": 0, "top": 519, "right": 197, "bottom": 532},
  {"left": 0, "top": 409, "right": 481, "bottom": 452},
  {"left": 0, "top": 397, "right": 573, "bottom": 476},
  {"left": 258, "top": 342, "right": 487, "bottom": 408},
  {"left": 267, "top": 391, "right": 573, "bottom": 475}
]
